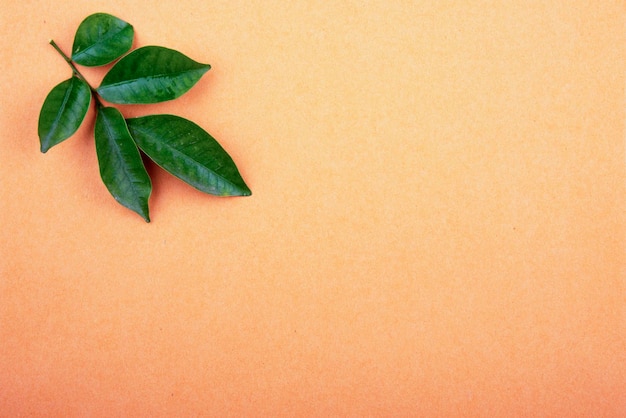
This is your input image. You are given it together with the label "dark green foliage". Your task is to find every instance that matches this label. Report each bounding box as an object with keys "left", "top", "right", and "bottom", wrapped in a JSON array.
[
  {"left": 95, "top": 107, "right": 152, "bottom": 222},
  {"left": 38, "top": 13, "right": 250, "bottom": 221},
  {"left": 98, "top": 46, "right": 210, "bottom": 104},
  {"left": 38, "top": 76, "right": 91, "bottom": 153},
  {"left": 127, "top": 115, "right": 251, "bottom": 196},
  {"left": 72, "top": 13, "right": 134, "bottom": 66}
]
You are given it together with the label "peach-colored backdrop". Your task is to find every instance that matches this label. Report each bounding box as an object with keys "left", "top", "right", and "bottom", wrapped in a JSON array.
[{"left": 1, "top": 1, "right": 624, "bottom": 416}]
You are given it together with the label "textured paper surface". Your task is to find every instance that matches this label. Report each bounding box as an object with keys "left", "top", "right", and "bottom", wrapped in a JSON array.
[{"left": 1, "top": 1, "right": 624, "bottom": 416}]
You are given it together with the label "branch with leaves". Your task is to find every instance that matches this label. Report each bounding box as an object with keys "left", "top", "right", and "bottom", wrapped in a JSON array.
[{"left": 39, "top": 13, "right": 251, "bottom": 222}]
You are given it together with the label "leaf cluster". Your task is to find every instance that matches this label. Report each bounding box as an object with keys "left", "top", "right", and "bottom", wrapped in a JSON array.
[{"left": 38, "top": 13, "right": 250, "bottom": 222}]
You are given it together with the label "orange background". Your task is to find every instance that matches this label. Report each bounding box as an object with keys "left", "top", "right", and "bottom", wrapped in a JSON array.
[{"left": 1, "top": 1, "right": 624, "bottom": 416}]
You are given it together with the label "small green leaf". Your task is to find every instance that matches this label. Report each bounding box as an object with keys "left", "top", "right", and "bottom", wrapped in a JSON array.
[
  {"left": 71, "top": 13, "right": 134, "bottom": 66},
  {"left": 126, "top": 115, "right": 251, "bottom": 196},
  {"left": 95, "top": 106, "right": 152, "bottom": 222},
  {"left": 38, "top": 76, "right": 91, "bottom": 153},
  {"left": 97, "top": 46, "right": 210, "bottom": 104}
]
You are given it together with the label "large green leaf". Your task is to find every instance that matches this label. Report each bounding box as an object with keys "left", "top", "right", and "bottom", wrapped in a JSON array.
[
  {"left": 97, "top": 46, "right": 210, "bottom": 104},
  {"left": 95, "top": 106, "right": 152, "bottom": 222},
  {"left": 38, "top": 76, "right": 91, "bottom": 153},
  {"left": 71, "top": 13, "right": 134, "bottom": 66},
  {"left": 126, "top": 115, "right": 251, "bottom": 196}
]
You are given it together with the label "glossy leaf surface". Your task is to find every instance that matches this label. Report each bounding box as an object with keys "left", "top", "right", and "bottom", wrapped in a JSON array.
[
  {"left": 95, "top": 106, "right": 152, "bottom": 222},
  {"left": 97, "top": 46, "right": 210, "bottom": 104},
  {"left": 126, "top": 115, "right": 251, "bottom": 196},
  {"left": 38, "top": 76, "right": 91, "bottom": 153},
  {"left": 71, "top": 13, "right": 134, "bottom": 66}
]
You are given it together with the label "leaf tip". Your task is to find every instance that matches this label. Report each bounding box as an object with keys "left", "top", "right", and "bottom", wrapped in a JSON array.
[
  {"left": 198, "top": 63, "right": 211, "bottom": 75},
  {"left": 138, "top": 210, "right": 150, "bottom": 223},
  {"left": 227, "top": 185, "right": 251, "bottom": 197}
]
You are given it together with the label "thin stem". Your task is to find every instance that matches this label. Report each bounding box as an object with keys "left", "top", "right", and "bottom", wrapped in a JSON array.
[
  {"left": 49, "top": 39, "right": 103, "bottom": 107},
  {"left": 49, "top": 40, "right": 85, "bottom": 81}
]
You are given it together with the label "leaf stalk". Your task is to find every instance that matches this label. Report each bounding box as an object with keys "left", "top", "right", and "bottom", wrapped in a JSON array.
[{"left": 49, "top": 39, "right": 103, "bottom": 107}]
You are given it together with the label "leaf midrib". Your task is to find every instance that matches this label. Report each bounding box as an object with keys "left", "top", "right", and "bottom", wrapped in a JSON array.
[
  {"left": 130, "top": 123, "right": 242, "bottom": 192},
  {"left": 73, "top": 26, "right": 128, "bottom": 59},
  {"left": 100, "top": 112, "right": 147, "bottom": 202},
  {"left": 99, "top": 66, "right": 208, "bottom": 91},
  {"left": 45, "top": 78, "right": 77, "bottom": 144}
]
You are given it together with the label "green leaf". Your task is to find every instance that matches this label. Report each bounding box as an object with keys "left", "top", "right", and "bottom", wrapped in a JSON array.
[
  {"left": 95, "top": 106, "right": 152, "bottom": 222},
  {"left": 71, "top": 13, "right": 134, "bottom": 66},
  {"left": 126, "top": 115, "right": 251, "bottom": 196},
  {"left": 97, "top": 46, "right": 210, "bottom": 104},
  {"left": 38, "top": 76, "right": 91, "bottom": 153}
]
